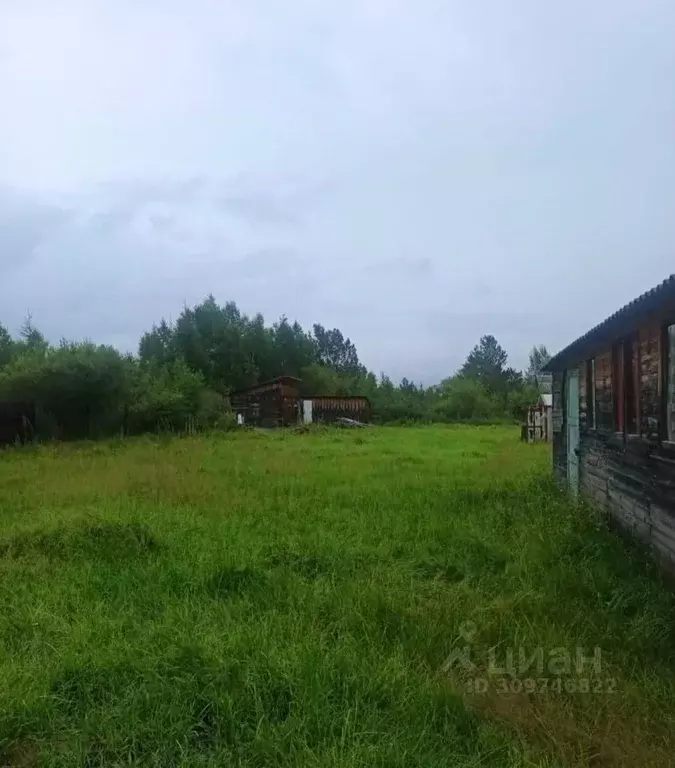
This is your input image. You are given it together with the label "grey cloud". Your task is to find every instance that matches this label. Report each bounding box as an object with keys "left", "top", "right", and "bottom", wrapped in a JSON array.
[
  {"left": 365, "top": 257, "right": 434, "bottom": 277},
  {"left": 216, "top": 176, "right": 335, "bottom": 228},
  {"left": 148, "top": 214, "right": 175, "bottom": 234},
  {"left": 0, "top": 188, "right": 72, "bottom": 269},
  {"left": 0, "top": 0, "right": 674, "bottom": 384},
  {"left": 80, "top": 177, "right": 321, "bottom": 237},
  {"left": 472, "top": 278, "right": 492, "bottom": 299},
  {"left": 233, "top": 247, "right": 301, "bottom": 273},
  {"left": 86, "top": 207, "right": 138, "bottom": 235},
  {"left": 94, "top": 178, "right": 208, "bottom": 207},
  {"left": 218, "top": 193, "right": 300, "bottom": 227}
]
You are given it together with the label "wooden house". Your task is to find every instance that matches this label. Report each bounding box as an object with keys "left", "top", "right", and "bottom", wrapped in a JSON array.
[
  {"left": 229, "top": 377, "right": 371, "bottom": 428},
  {"left": 546, "top": 275, "right": 675, "bottom": 568}
]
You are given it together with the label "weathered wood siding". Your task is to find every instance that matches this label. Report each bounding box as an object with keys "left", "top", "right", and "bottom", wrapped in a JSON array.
[
  {"left": 639, "top": 323, "right": 660, "bottom": 440},
  {"left": 230, "top": 388, "right": 282, "bottom": 427},
  {"left": 230, "top": 387, "right": 299, "bottom": 427},
  {"left": 559, "top": 318, "right": 675, "bottom": 570},
  {"left": 579, "top": 433, "right": 675, "bottom": 569},
  {"left": 579, "top": 360, "right": 587, "bottom": 428},
  {"left": 595, "top": 350, "right": 613, "bottom": 431},
  {"left": 229, "top": 381, "right": 370, "bottom": 427},
  {"left": 229, "top": 377, "right": 302, "bottom": 428},
  {"left": 525, "top": 404, "right": 551, "bottom": 443},
  {"left": 311, "top": 397, "right": 371, "bottom": 424}
]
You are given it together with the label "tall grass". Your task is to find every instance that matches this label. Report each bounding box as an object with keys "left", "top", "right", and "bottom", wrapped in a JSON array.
[{"left": 0, "top": 426, "right": 674, "bottom": 766}]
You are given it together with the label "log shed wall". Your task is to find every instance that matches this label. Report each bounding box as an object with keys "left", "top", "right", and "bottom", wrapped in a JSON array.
[{"left": 550, "top": 290, "right": 675, "bottom": 571}]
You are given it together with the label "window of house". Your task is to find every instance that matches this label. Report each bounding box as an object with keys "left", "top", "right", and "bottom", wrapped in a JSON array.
[
  {"left": 666, "top": 324, "right": 675, "bottom": 442},
  {"left": 612, "top": 335, "right": 640, "bottom": 435},
  {"left": 586, "top": 358, "right": 596, "bottom": 429}
]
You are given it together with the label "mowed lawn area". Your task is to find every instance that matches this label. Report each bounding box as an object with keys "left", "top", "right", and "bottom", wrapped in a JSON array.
[{"left": 1, "top": 426, "right": 675, "bottom": 767}]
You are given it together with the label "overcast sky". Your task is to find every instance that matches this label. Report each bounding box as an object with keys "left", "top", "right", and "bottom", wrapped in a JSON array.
[{"left": 1, "top": 0, "right": 674, "bottom": 383}]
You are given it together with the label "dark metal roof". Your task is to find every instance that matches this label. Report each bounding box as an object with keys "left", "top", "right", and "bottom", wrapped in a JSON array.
[{"left": 546, "top": 274, "right": 675, "bottom": 372}]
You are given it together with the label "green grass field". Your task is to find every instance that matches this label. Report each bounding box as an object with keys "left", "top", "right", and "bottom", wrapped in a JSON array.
[{"left": 1, "top": 425, "right": 674, "bottom": 767}]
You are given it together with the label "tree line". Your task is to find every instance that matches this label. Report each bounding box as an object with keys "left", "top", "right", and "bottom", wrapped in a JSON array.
[{"left": 0, "top": 297, "right": 550, "bottom": 440}]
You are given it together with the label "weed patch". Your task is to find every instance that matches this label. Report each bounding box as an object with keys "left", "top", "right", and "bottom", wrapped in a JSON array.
[
  {"left": 0, "top": 522, "right": 159, "bottom": 562},
  {"left": 205, "top": 567, "right": 268, "bottom": 599},
  {"left": 0, "top": 427, "right": 674, "bottom": 766},
  {"left": 265, "top": 549, "right": 334, "bottom": 580},
  {"left": 415, "top": 560, "right": 465, "bottom": 583}
]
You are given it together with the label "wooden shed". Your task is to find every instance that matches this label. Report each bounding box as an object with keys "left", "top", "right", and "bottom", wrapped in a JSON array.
[
  {"left": 306, "top": 396, "right": 371, "bottom": 425},
  {"left": 524, "top": 394, "right": 553, "bottom": 443},
  {"left": 545, "top": 275, "right": 675, "bottom": 569},
  {"left": 229, "top": 376, "right": 301, "bottom": 428},
  {"left": 229, "top": 378, "right": 371, "bottom": 428}
]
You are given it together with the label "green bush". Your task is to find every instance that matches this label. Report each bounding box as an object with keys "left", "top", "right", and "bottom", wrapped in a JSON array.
[
  {"left": 128, "top": 360, "right": 209, "bottom": 434},
  {"left": 0, "top": 343, "right": 132, "bottom": 439},
  {"left": 196, "top": 389, "right": 236, "bottom": 431},
  {"left": 0, "top": 343, "right": 235, "bottom": 441},
  {"left": 0, "top": 307, "right": 545, "bottom": 438},
  {"left": 432, "top": 377, "right": 500, "bottom": 422}
]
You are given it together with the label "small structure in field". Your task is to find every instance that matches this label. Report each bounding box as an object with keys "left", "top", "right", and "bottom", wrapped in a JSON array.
[
  {"left": 524, "top": 393, "right": 553, "bottom": 443},
  {"left": 308, "top": 396, "right": 371, "bottom": 425},
  {"left": 545, "top": 274, "right": 675, "bottom": 570},
  {"left": 229, "top": 376, "right": 302, "bottom": 428},
  {"left": 229, "top": 377, "right": 371, "bottom": 428}
]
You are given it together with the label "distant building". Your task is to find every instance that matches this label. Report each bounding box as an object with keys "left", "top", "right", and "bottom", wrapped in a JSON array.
[
  {"left": 229, "top": 376, "right": 302, "bottom": 428},
  {"left": 229, "top": 376, "right": 371, "bottom": 427},
  {"left": 523, "top": 393, "right": 553, "bottom": 443},
  {"left": 307, "top": 396, "right": 371, "bottom": 425},
  {"left": 545, "top": 275, "right": 675, "bottom": 569}
]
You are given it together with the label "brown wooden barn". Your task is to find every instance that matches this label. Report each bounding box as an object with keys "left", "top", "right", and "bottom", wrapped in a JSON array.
[
  {"left": 229, "top": 376, "right": 302, "bottom": 428},
  {"left": 229, "top": 377, "right": 371, "bottom": 428},
  {"left": 309, "top": 396, "right": 371, "bottom": 424},
  {"left": 546, "top": 275, "right": 675, "bottom": 569}
]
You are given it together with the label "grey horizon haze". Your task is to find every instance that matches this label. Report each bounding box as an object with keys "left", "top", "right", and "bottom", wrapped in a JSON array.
[{"left": 1, "top": 0, "right": 674, "bottom": 383}]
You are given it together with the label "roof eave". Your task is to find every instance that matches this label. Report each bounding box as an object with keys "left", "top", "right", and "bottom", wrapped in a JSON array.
[{"left": 544, "top": 275, "right": 675, "bottom": 372}]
